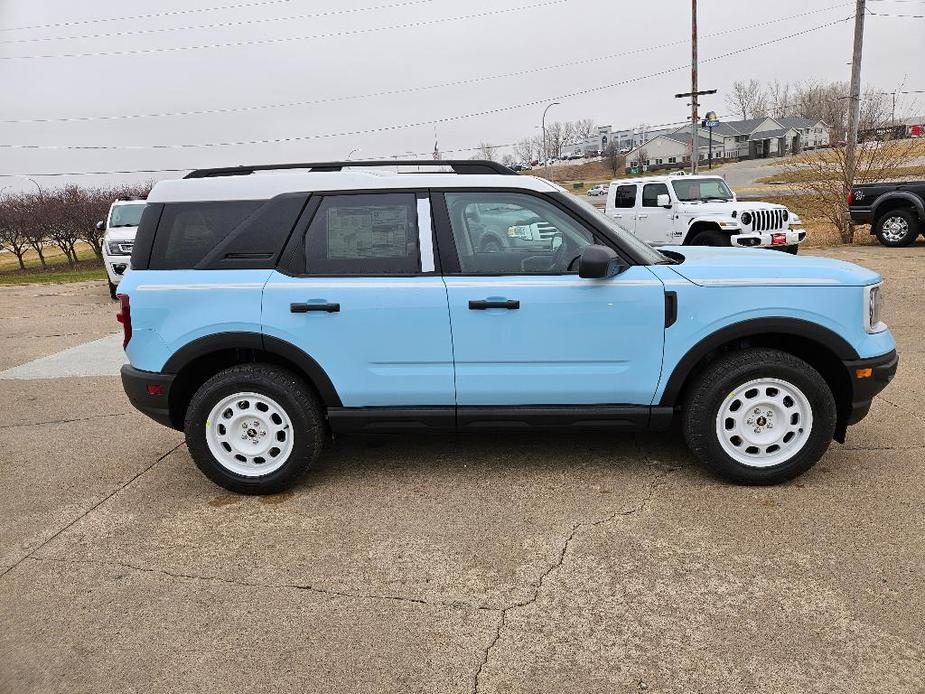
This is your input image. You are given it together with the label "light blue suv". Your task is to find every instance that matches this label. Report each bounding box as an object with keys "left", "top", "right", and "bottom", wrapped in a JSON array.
[{"left": 117, "top": 161, "right": 898, "bottom": 494}]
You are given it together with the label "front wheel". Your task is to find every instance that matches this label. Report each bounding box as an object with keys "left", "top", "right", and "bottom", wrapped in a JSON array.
[
  {"left": 682, "top": 348, "right": 836, "bottom": 484},
  {"left": 782, "top": 244, "right": 799, "bottom": 255},
  {"left": 184, "top": 364, "right": 324, "bottom": 494},
  {"left": 689, "top": 229, "right": 729, "bottom": 247},
  {"left": 108, "top": 280, "right": 118, "bottom": 300},
  {"left": 874, "top": 208, "right": 919, "bottom": 247}
]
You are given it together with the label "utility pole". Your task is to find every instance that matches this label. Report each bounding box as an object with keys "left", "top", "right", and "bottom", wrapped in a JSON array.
[
  {"left": 844, "top": 0, "right": 866, "bottom": 231},
  {"left": 674, "top": 1, "right": 714, "bottom": 174},
  {"left": 542, "top": 102, "right": 560, "bottom": 181},
  {"left": 690, "top": 0, "right": 698, "bottom": 173}
]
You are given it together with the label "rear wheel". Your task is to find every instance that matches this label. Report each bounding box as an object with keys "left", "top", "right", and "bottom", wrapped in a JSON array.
[
  {"left": 689, "top": 229, "right": 729, "bottom": 247},
  {"left": 108, "top": 280, "right": 118, "bottom": 300},
  {"left": 682, "top": 348, "right": 836, "bottom": 484},
  {"left": 782, "top": 244, "right": 799, "bottom": 255},
  {"left": 184, "top": 364, "right": 324, "bottom": 494},
  {"left": 874, "top": 208, "right": 918, "bottom": 247}
]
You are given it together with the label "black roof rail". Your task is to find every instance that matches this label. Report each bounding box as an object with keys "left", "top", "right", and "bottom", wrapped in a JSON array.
[{"left": 183, "top": 160, "right": 517, "bottom": 179}]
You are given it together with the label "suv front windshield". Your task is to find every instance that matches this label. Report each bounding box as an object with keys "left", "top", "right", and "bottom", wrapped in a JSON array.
[
  {"left": 671, "top": 178, "right": 733, "bottom": 202},
  {"left": 566, "top": 193, "right": 670, "bottom": 264},
  {"left": 109, "top": 203, "right": 145, "bottom": 228}
]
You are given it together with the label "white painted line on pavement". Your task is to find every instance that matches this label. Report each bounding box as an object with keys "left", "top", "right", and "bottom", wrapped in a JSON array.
[{"left": 0, "top": 333, "right": 126, "bottom": 380}]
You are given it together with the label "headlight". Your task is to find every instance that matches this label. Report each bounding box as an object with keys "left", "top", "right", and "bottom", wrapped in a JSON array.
[
  {"left": 782, "top": 209, "right": 789, "bottom": 221},
  {"left": 740, "top": 211, "right": 752, "bottom": 226},
  {"left": 107, "top": 240, "right": 133, "bottom": 255},
  {"left": 864, "top": 283, "right": 886, "bottom": 333}
]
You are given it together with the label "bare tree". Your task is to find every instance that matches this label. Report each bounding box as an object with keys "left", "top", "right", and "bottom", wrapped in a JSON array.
[
  {"left": 501, "top": 153, "right": 515, "bottom": 166},
  {"left": 573, "top": 118, "right": 595, "bottom": 141},
  {"left": 476, "top": 142, "right": 497, "bottom": 161},
  {"left": 603, "top": 142, "right": 626, "bottom": 177},
  {"left": 633, "top": 145, "right": 650, "bottom": 171},
  {"left": 544, "top": 121, "right": 565, "bottom": 158},
  {"left": 767, "top": 79, "right": 791, "bottom": 119},
  {"left": 725, "top": 79, "right": 769, "bottom": 120},
  {"left": 514, "top": 137, "right": 537, "bottom": 164},
  {"left": 0, "top": 195, "right": 30, "bottom": 270}
]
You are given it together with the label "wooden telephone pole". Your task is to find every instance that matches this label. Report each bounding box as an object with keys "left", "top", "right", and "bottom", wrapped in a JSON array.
[
  {"left": 844, "top": 0, "right": 866, "bottom": 228},
  {"left": 675, "top": 0, "right": 715, "bottom": 173}
]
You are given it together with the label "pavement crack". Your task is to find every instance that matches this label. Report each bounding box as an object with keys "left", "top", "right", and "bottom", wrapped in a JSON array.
[
  {"left": 0, "top": 440, "right": 183, "bottom": 580},
  {"left": 0, "top": 412, "right": 130, "bottom": 429},
  {"left": 876, "top": 394, "right": 925, "bottom": 426},
  {"left": 26, "top": 555, "right": 495, "bottom": 613},
  {"left": 471, "top": 463, "right": 675, "bottom": 693}
]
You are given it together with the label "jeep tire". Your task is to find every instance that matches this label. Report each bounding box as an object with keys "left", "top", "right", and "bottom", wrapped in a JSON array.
[
  {"left": 690, "top": 229, "right": 729, "bottom": 247},
  {"left": 682, "top": 348, "right": 836, "bottom": 485},
  {"left": 873, "top": 208, "right": 919, "bottom": 247},
  {"left": 184, "top": 364, "right": 324, "bottom": 495}
]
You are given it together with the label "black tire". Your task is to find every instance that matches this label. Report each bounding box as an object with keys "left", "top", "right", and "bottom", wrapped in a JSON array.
[
  {"left": 184, "top": 364, "right": 324, "bottom": 494},
  {"left": 481, "top": 236, "right": 504, "bottom": 253},
  {"left": 681, "top": 348, "right": 836, "bottom": 485},
  {"left": 873, "top": 208, "right": 919, "bottom": 247},
  {"left": 108, "top": 280, "right": 118, "bottom": 300},
  {"left": 689, "top": 229, "right": 730, "bottom": 247},
  {"left": 782, "top": 244, "right": 799, "bottom": 255}
]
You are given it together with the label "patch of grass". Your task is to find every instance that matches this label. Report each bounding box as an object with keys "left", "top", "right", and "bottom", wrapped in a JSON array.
[
  {"left": 0, "top": 241, "right": 99, "bottom": 272},
  {"left": 756, "top": 164, "right": 925, "bottom": 185},
  {"left": 0, "top": 266, "right": 107, "bottom": 286}
]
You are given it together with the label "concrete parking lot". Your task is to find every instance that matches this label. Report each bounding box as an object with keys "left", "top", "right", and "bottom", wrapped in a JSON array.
[{"left": 1, "top": 245, "right": 923, "bottom": 693}]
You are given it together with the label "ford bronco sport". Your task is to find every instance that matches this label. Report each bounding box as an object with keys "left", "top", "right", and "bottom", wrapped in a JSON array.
[{"left": 118, "top": 160, "right": 897, "bottom": 494}]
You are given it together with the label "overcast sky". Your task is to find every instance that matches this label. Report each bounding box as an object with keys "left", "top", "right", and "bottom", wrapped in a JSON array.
[{"left": 0, "top": 0, "right": 922, "bottom": 190}]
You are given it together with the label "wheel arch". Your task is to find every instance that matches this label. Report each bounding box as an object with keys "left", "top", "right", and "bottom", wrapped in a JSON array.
[
  {"left": 660, "top": 318, "right": 857, "bottom": 439},
  {"left": 871, "top": 192, "right": 925, "bottom": 227},
  {"left": 163, "top": 332, "right": 341, "bottom": 429},
  {"left": 683, "top": 220, "right": 728, "bottom": 244}
]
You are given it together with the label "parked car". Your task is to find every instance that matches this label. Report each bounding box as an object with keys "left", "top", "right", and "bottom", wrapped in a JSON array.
[
  {"left": 118, "top": 159, "right": 896, "bottom": 494},
  {"left": 605, "top": 174, "right": 805, "bottom": 252},
  {"left": 587, "top": 184, "right": 608, "bottom": 196},
  {"left": 848, "top": 180, "right": 925, "bottom": 246},
  {"left": 98, "top": 198, "right": 146, "bottom": 299}
]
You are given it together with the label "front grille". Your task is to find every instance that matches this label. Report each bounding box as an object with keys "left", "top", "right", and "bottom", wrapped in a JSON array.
[
  {"left": 535, "top": 222, "right": 558, "bottom": 241},
  {"left": 752, "top": 209, "right": 785, "bottom": 232}
]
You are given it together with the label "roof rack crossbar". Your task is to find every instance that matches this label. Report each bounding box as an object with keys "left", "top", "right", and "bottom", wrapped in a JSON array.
[{"left": 183, "top": 160, "right": 516, "bottom": 179}]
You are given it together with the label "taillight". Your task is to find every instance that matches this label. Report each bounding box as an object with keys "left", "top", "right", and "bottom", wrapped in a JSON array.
[
  {"left": 116, "top": 294, "right": 132, "bottom": 348},
  {"left": 847, "top": 190, "right": 854, "bottom": 206}
]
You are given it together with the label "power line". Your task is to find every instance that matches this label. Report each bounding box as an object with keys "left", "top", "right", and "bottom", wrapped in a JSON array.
[
  {"left": 868, "top": 9, "right": 925, "bottom": 15},
  {"left": 0, "top": 0, "right": 569, "bottom": 60},
  {"left": 0, "top": 0, "right": 440, "bottom": 45},
  {"left": 0, "top": 4, "right": 853, "bottom": 125},
  {"left": 0, "top": 17, "right": 849, "bottom": 154},
  {"left": 1, "top": 0, "right": 307, "bottom": 33}
]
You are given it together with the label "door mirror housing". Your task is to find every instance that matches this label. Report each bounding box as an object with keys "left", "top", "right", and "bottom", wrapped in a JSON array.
[
  {"left": 96, "top": 220, "right": 105, "bottom": 231},
  {"left": 656, "top": 193, "right": 672, "bottom": 208},
  {"left": 578, "top": 244, "right": 627, "bottom": 279}
]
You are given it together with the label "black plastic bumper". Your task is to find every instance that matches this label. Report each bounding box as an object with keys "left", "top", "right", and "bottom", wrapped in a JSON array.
[
  {"left": 848, "top": 208, "right": 874, "bottom": 225},
  {"left": 121, "top": 365, "right": 178, "bottom": 429},
  {"left": 843, "top": 349, "right": 899, "bottom": 426}
]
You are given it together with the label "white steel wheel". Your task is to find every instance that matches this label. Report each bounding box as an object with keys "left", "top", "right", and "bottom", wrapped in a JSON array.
[
  {"left": 715, "top": 377, "right": 814, "bottom": 468},
  {"left": 205, "top": 391, "right": 294, "bottom": 477},
  {"left": 880, "top": 214, "right": 910, "bottom": 243}
]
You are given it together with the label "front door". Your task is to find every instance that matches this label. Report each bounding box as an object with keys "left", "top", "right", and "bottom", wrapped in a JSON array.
[
  {"left": 437, "top": 190, "right": 665, "bottom": 407},
  {"left": 633, "top": 182, "right": 673, "bottom": 245},
  {"left": 262, "top": 192, "right": 455, "bottom": 407}
]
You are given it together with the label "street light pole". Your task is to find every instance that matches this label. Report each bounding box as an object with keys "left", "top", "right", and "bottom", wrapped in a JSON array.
[{"left": 542, "top": 102, "right": 560, "bottom": 181}]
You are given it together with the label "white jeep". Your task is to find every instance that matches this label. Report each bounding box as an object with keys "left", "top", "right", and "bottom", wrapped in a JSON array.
[
  {"left": 98, "top": 199, "right": 146, "bottom": 299},
  {"left": 604, "top": 174, "right": 805, "bottom": 253}
]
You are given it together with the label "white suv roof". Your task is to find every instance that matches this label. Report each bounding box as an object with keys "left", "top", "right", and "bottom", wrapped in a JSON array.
[
  {"left": 148, "top": 161, "right": 560, "bottom": 203},
  {"left": 609, "top": 173, "right": 727, "bottom": 186}
]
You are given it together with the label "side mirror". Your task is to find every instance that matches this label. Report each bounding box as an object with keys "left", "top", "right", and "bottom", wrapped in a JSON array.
[
  {"left": 656, "top": 193, "right": 672, "bottom": 208},
  {"left": 578, "top": 244, "right": 626, "bottom": 279},
  {"left": 96, "top": 220, "right": 105, "bottom": 231}
]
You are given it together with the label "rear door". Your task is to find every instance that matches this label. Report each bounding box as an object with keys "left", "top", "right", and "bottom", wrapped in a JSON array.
[
  {"left": 609, "top": 183, "right": 638, "bottom": 234},
  {"left": 262, "top": 191, "right": 455, "bottom": 407},
  {"left": 435, "top": 190, "right": 665, "bottom": 407},
  {"left": 634, "top": 182, "right": 673, "bottom": 245}
]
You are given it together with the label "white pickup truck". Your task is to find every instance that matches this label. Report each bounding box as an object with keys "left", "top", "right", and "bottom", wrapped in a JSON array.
[{"left": 604, "top": 173, "right": 805, "bottom": 253}]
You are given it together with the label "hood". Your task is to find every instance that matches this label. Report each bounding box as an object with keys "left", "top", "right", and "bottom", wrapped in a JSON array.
[
  {"left": 678, "top": 200, "right": 786, "bottom": 215},
  {"left": 104, "top": 226, "right": 137, "bottom": 243},
  {"left": 662, "top": 246, "right": 881, "bottom": 287}
]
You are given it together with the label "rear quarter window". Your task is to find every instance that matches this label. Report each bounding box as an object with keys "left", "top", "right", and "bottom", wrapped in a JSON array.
[{"left": 149, "top": 201, "right": 263, "bottom": 269}]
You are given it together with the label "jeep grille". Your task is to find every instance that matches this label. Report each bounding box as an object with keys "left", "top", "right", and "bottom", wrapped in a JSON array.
[{"left": 751, "top": 209, "right": 786, "bottom": 232}]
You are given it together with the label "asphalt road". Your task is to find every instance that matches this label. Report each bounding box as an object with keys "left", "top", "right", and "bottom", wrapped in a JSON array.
[{"left": 1, "top": 245, "right": 923, "bottom": 693}]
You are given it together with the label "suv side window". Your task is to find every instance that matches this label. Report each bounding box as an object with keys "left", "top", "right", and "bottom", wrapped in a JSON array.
[
  {"left": 613, "top": 184, "right": 637, "bottom": 208},
  {"left": 444, "top": 191, "right": 594, "bottom": 275},
  {"left": 304, "top": 193, "right": 420, "bottom": 275},
  {"left": 642, "top": 183, "right": 669, "bottom": 208},
  {"left": 150, "top": 201, "right": 262, "bottom": 270}
]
